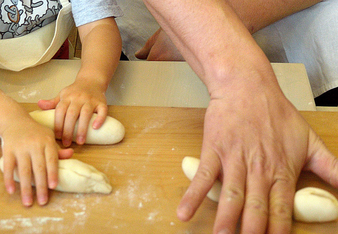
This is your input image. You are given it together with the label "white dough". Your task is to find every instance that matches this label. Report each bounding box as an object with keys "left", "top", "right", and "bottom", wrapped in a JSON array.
[
  {"left": 182, "top": 156, "right": 221, "bottom": 202},
  {"left": 182, "top": 157, "right": 338, "bottom": 223},
  {"left": 294, "top": 187, "right": 338, "bottom": 223},
  {"left": 29, "top": 109, "right": 125, "bottom": 145},
  {"left": 0, "top": 157, "right": 112, "bottom": 194}
]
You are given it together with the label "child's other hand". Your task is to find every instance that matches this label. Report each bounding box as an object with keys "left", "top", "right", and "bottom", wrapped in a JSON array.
[
  {"left": 1, "top": 116, "right": 73, "bottom": 206},
  {"left": 38, "top": 80, "right": 108, "bottom": 147}
]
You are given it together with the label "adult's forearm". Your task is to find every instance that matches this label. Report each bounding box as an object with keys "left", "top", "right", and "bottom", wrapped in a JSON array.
[
  {"left": 142, "top": 0, "right": 275, "bottom": 94},
  {"left": 227, "top": 0, "right": 322, "bottom": 33}
]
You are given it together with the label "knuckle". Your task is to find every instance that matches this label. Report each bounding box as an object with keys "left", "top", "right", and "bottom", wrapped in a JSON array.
[
  {"left": 35, "top": 183, "right": 48, "bottom": 193},
  {"left": 185, "top": 187, "right": 203, "bottom": 201},
  {"left": 270, "top": 201, "right": 292, "bottom": 220},
  {"left": 67, "top": 108, "right": 78, "bottom": 117},
  {"left": 245, "top": 196, "right": 268, "bottom": 215},
  {"left": 224, "top": 185, "right": 244, "bottom": 202},
  {"left": 249, "top": 154, "right": 272, "bottom": 175},
  {"left": 196, "top": 166, "right": 215, "bottom": 183},
  {"left": 21, "top": 185, "right": 32, "bottom": 194},
  {"left": 44, "top": 134, "right": 56, "bottom": 143},
  {"left": 55, "top": 102, "right": 68, "bottom": 113},
  {"left": 81, "top": 106, "right": 94, "bottom": 116},
  {"left": 34, "top": 163, "right": 46, "bottom": 175},
  {"left": 46, "top": 156, "right": 58, "bottom": 166},
  {"left": 20, "top": 167, "right": 32, "bottom": 177}
]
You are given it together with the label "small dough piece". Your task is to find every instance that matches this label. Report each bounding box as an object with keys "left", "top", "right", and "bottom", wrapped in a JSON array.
[
  {"left": 294, "top": 187, "right": 338, "bottom": 223},
  {"left": 29, "top": 109, "right": 125, "bottom": 145},
  {"left": 0, "top": 157, "right": 112, "bottom": 194},
  {"left": 182, "top": 156, "right": 221, "bottom": 202}
]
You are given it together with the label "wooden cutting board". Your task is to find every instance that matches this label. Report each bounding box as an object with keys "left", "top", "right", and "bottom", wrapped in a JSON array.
[{"left": 0, "top": 104, "right": 337, "bottom": 233}]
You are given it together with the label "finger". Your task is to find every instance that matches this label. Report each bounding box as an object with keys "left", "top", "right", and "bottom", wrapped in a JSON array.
[
  {"left": 17, "top": 155, "right": 33, "bottom": 207},
  {"left": 3, "top": 154, "right": 16, "bottom": 194},
  {"left": 213, "top": 154, "right": 246, "bottom": 234},
  {"left": 135, "top": 28, "right": 161, "bottom": 59},
  {"left": 177, "top": 150, "right": 221, "bottom": 222},
  {"left": 76, "top": 105, "right": 94, "bottom": 145},
  {"left": 54, "top": 103, "right": 68, "bottom": 140},
  {"left": 37, "top": 97, "right": 60, "bottom": 110},
  {"left": 45, "top": 144, "right": 59, "bottom": 190},
  {"left": 240, "top": 156, "right": 270, "bottom": 233},
  {"left": 62, "top": 105, "right": 81, "bottom": 147},
  {"left": 92, "top": 104, "right": 108, "bottom": 130},
  {"left": 31, "top": 150, "right": 48, "bottom": 206},
  {"left": 268, "top": 174, "right": 295, "bottom": 234},
  {"left": 306, "top": 129, "right": 338, "bottom": 188},
  {"left": 58, "top": 148, "right": 74, "bottom": 159}
]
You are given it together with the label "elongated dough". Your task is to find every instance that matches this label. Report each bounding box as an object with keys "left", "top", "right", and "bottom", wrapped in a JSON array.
[
  {"left": 181, "top": 157, "right": 338, "bottom": 223},
  {"left": 182, "top": 156, "right": 221, "bottom": 202},
  {"left": 29, "top": 109, "right": 125, "bottom": 145},
  {"left": 0, "top": 157, "right": 112, "bottom": 194}
]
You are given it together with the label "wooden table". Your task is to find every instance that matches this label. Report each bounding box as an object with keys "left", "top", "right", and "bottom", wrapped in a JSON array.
[{"left": 0, "top": 104, "right": 338, "bottom": 233}]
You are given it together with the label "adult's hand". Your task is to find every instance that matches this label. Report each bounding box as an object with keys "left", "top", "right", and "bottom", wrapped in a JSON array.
[
  {"left": 142, "top": 0, "right": 335, "bottom": 233},
  {"left": 176, "top": 70, "right": 338, "bottom": 233}
]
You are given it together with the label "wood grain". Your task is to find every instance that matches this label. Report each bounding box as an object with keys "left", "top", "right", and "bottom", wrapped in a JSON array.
[{"left": 0, "top": 105, "right": 337, "bottom": 233}]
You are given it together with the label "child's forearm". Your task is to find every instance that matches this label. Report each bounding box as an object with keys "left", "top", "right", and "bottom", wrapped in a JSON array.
[
  {"left": 0, "top": 91, "right": 31, "bottom": 135},
  {"left": 77, "top": 17, "right": 122, "bottom": 91}
]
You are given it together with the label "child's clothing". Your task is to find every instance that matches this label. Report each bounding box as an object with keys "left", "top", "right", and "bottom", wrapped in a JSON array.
[
  {"left": 0, "top": 0, "right": 122, "bottom": 71},
  {"left": 253, "top": 0, "right": 338, "bottom": 98},
  {"left": 0, "top": 0, "right": 62, "bottom": 39},
  {"left": 72, "top": 0, "right": 122, "bottom": 27}
]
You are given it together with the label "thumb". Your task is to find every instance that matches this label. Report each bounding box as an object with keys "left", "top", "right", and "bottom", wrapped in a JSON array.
[
  {"left": 135, "top": 28, "right": 161, "bottom": 59},
  {"left": 305, "top": 129, "right": 338, "bottom": 188},
  {"left": 58, "top": 148, "right": 74, "bottom": 159},
  {"left": 38, "top": 96, "right": 60, "bottom": 110}
]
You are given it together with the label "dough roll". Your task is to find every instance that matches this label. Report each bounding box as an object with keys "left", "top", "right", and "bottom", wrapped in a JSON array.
[
  {"left": 29, "top": 109, "right": 125, "bottom": 145},
  {"left": 0, "top": 157, "right": 112, "bottom": 194}
]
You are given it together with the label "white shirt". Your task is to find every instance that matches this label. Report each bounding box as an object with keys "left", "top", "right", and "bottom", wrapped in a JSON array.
[{"left": 116, "top": 0, "right": 338, "bottom": 97}]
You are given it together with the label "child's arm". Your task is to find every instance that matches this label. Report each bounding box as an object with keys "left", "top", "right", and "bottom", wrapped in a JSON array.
[
  {"left": 38, "top": 17, "right": 122, "bottom": 147},
  {"left": 0, "top": 91, "right": 73, "bottom": 206}
]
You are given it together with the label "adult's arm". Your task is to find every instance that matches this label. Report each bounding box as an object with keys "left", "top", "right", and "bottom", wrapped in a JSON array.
[
  {"left": 142, "top": 0, "right": 338, "bottom": 233},
  {"left": 228, "top": 0, "right": 322, "bottom": 33},
  {"left": 136, "top": 0, "right": 321, "bottom": 60}
]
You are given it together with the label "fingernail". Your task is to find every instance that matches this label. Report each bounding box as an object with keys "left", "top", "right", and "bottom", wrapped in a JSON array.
[
  {"left": 23, "top": 196, "right": 33, "bottom": 207},
  {"left": 7, "top": 185, "right": 15, "bottom": 194},
  {"left": 177, "top": 205, "right": 192, "bottom": 220},
  {"left": 218, "top": 230, "right": 231, "bottom": 234},
  {"left": 92, "top": 123, "right": 99, "bottom": 130},
  {"left": 49, "top": 181, "right": 57, "bottom": 189},
  {"left": 38, "top": 195, "right": 48, "bottom": 205},
  {"left": 77, "top": 136, "right": 85, "bottom": 144},
  {"left": 63, "top": 140, "right": 71, "bottom": 147}
]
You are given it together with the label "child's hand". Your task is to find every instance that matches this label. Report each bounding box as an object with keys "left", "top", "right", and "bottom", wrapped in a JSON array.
[
  {"left": 1, "top": 116, "right": 73, "bottom": 206},
  {"left": 38, "top": 80, "right": 108, "bottom": 147}
]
